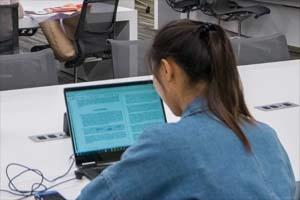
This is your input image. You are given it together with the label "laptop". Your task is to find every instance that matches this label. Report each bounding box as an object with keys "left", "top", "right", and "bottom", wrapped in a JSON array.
[{"left": 64, "top": 79, "right": 167, "bottom": 180}]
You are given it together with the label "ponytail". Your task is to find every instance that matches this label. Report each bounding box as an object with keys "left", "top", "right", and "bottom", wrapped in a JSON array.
[
  {"left": 207, "top": 27, "right": 253, "bottom": 151},
  {"left": 148, "top": 19, "right": 254, "bottom": 151}
]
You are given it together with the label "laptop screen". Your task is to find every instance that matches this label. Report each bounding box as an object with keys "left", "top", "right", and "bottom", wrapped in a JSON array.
[{"left": 64, "top": 81, "right": 166, "bottom": 157}]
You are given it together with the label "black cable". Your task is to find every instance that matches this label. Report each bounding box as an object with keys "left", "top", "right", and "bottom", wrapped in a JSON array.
[
  {"left": 0, "top": 155, "right": 75, "bottom": 199},
  {"left": 0, "top": 189, "right": 27, "bottom": 197},
  {"left": 6, "top": 163, "right": 45, "bottom": 194},
  {"left": 14, "top": 178, "right": 76, "bottom": 200}
]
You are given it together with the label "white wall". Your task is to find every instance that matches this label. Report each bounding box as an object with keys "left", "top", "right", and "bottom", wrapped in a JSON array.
[
  {"left": 156, "top": 0, "right": 300, "bottom": 47},
  {"left": 118, "top": 0, "right": 135, "bottom": 9}
]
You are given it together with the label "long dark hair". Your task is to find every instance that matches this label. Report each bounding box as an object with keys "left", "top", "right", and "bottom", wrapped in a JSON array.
[{"left": 148, "top": 19, "right": 254, "bottom": 151}]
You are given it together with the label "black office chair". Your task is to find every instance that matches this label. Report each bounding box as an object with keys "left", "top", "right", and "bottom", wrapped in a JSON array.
[
  {"left": 202, "top": 0, "right": 270, "bottom": 36},
  {"left": 65, "top": 0, "right": 119, "bottom": 82},
  {"left": 109, "top": 39, "right": 152, "bottom": 78},
  {"left": 166, "top": 0, "right": 204, "bottom": 19},
  {"left": 0, "top": 3, "right": 19, "bottom": 55}
]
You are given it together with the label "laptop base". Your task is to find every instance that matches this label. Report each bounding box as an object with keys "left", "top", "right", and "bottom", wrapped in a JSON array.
[{"left": 75, "top": 165, "right": 108, "bottom": 180}]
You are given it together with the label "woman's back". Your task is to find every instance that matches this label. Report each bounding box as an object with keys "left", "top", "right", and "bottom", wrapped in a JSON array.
[
  {"left": 78, "top": 97, "right": 295, "bottom": 200},
  {"left": 151, "top": 98, "right": 296, "bottom": 199},
  {"left": 77, "top": 19, "right": 295, "bottom": 200}
]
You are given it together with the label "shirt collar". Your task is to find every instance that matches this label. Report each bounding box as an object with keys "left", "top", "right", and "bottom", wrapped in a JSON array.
[{"left": 181, "top": 96, "right": 209, "bottom": 118}]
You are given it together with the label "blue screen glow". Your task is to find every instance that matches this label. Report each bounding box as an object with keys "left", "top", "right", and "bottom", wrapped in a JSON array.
[{"left": 65, "top": 83, "right": 165, "bottom": 155}]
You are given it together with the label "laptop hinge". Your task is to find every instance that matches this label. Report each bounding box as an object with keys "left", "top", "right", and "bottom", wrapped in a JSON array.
[
  {"left": 96, "top": 161, "right": 116, "bottom": 167},
  {"left": 80, "top": 161, "right": 116, "bottom": 169},
  {"left": 81, "top": 161, "right": 96, "bottom": 168}
]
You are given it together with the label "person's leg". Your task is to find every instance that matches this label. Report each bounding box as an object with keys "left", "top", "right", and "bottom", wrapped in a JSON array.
[
  {"left": 38, "top": 19, "right": 76, "bottom": 61},
  {"left": 62, "top": 14, "right": 80, "bottom": 41}
]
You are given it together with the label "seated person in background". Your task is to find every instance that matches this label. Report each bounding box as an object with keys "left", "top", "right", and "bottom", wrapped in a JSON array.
[
  {"left": 76, "top": 19, "right": 296, "bottom": 200},
  {"left": 35, "top": 4, "right": 82, "bottom": 60},
  {"left": 38, "top": 15, "right": 79, "bottom": 61}
]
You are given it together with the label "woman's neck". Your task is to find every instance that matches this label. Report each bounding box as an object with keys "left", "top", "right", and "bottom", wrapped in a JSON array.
[{"left": 178, "top": 82, "right": 207, "bottom": 114}]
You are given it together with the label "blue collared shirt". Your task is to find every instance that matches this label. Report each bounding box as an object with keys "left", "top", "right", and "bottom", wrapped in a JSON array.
[{"left": 77, "top": 97, "right": 296, "bottom": 200}]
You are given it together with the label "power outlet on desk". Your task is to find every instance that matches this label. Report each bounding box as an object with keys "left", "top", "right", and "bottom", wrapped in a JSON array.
[
  {"left": 255, "top": 102, "right": 299, "bottom": 111},
  {"left": 29, "top": 132, "right": 69, "bottom": 143}
]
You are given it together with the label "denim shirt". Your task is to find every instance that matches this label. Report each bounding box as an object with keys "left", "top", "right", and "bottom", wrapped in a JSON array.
[{"left": 77, "top": 97, "right": 296, "bottom": 200}]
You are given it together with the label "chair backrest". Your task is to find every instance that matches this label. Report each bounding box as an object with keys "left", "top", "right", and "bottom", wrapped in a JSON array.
[
  {"left": 208, "top": 0, "right": 229, "bottom": 9},
  {"left": 0, "top": 3, "right": 19, "bottom": 55},
  {"left": 204, "top": 0, "right": 270, "bottom": 18},
  {"left": 166, "top": 0, "right": 202, "bottom": 12},
  {"left": 204, "top": 0, "right": 232, "bottom": 13},
  {"left": 74, "top": 0, "right": 119, "bottom": 59},
  {"left": 230, "top": 34, "right": 290, "bottom": 66},
  {"left": 0, "top": 49, "right": 59, "bottom": 91},
  {"left": 109, "top": 39, "right": 152, "bottom": 78}
]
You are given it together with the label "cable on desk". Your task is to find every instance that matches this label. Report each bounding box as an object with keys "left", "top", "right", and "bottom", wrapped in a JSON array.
[{"left": 0, "top": 155, "right": 76, "bottom": 199}]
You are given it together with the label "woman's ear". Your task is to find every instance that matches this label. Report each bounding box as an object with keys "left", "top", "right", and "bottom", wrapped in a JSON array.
[{"left": 161, "top": 58, "right": 175, "bottom": 82}]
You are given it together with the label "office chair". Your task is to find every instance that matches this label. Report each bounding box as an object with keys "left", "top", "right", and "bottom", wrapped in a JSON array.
[
  {"left": 230, "top": 33, "right": 290, "bottom": 65},
  {"left": 109, "top": 39, "right": 152, "bottom": 78},
  {"left": 0, "top": 49, "right": 59, "bottom": 91},
  {"left": 19, "top": 28, "right": 39, "bottom": 37},
  {"left": 166, "top": 0, "right": 204, "bottom": 19},
  {"left": 65, "top": 0, "right": 120, "bottom": 82},
  {"left": 202, "top": 0, "right": 270, "bottom": 36},
  {"left": 0, "top": 3, "right": 19, "bottom": 55}
]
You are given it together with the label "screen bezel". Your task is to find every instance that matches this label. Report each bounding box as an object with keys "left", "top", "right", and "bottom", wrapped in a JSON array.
[{"left": 64, "top": 80, "right": 167, "bottom": 166}]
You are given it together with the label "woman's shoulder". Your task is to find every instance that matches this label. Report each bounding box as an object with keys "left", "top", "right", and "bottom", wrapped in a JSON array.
[
  {"left": 243, "top": 120, "right": 277, "bottom": 136},
  {"left": 140, "top": 112, "right": 226, "bottom": 140},
  {"left": 141, "top": 122, "right": 178, "bottom": 139}
]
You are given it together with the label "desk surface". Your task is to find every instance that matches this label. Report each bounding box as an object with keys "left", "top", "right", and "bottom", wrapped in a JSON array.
[
  {"left": 0, "top": 76, "right": 161, "bottom": 200},
  {"left": 239, "top": 59, "right": 300, "bottom": 182},
  {"left": 0, "top": 61, "right": 299, "bottom": 199}
]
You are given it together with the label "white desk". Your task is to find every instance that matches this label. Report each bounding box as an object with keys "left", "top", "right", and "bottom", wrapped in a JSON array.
[
  {"left": 0, "top": 77, "right": 162, "bottom": 200},
  {"left": 238, "top": 59, "right": 300, "bottom": 182},
  {"left": 19, "top": 0, "right": 138, "bottom": 40},
  {"left": 0, "top": 60, "right": 299, "bottom": 199}
]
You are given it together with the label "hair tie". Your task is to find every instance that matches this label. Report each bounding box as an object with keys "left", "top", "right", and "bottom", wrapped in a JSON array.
[{"left": 196, "top": 23, "right": 217, "bottom": 37}]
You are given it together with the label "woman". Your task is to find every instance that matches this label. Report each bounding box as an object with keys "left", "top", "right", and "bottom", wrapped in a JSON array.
[{"left": 77, "top": 20, "right": 295, "bottom": 200}]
